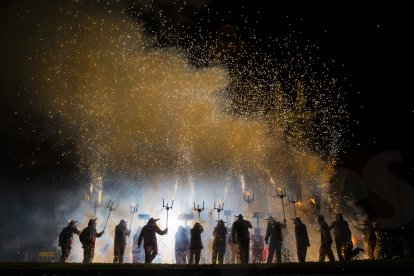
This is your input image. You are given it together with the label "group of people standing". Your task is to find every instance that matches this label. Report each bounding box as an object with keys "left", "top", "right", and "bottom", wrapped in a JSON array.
[
  {"left": 58, "top": 211, "right": 367, "bottom": 264},
  {"left": 58, "top": 218, "right": 105, "bottom": 263}
]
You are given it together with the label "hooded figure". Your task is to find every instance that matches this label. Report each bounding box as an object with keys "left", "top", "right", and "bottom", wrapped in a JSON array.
[
  {"left": 189, "top": 222, "right": 204, "bottom": 264},
  {"left": 317, "top": 214, "right": 334, "bottom": 262},
  {"left": 175, "top": 226, "right": 190, "bottom": 264},
  {"left": 113, "top": 219, "right": 131, "bottom": 263},
  {"left": 330, "top": 213, "right": 352, "bottom": 261},
  {"left": 292, "top": 217, "right": 310, "bottom": 262},
  {"left": 212, "top": 220, "right": 227, "bottom": 264},
  {"left": 231, "top": 214, "right": 253, "bottom": 264},
  {"left": 265, "top": 216, "right": 286, "bottom": 264},
  {"left": 79, "top": 218, "right": 104, "bottom": 263},
  {"left": 58, "top": 220, "right": 80, "bottom": 263},
  {"left": 137, "top": 218, "right": 168, "bottom": 263}
]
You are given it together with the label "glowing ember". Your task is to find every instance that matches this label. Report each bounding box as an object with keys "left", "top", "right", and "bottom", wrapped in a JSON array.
[{"left": 352, "top": 234, "right": 357, "bottom": 246}]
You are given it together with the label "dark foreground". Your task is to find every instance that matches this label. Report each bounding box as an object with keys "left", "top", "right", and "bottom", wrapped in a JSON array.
[{"left": 1, "top": 260, "right": 414, "bottom": 276}]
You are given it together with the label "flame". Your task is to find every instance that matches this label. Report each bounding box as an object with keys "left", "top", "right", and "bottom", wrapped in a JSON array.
[
  {"left": 89, "top": 182, "right": 94, "bottom": 194},
  {"left": 188, "top": 175, "right": 194, "bottom": 194},
  {"left": 98, "top": 189, "right": 102, "bottom": 205},
  {"left": 270, "top": 177, "right": 275, "bottom": 187},
  {"left": 310, "top": 198, "right": 317, "bottom": 205},
  {"left": 352, "top": 234, "right": 356, "bottom": 246},
  {"left": 295, "top": 201, "right": 302, "bottom": 207},
  {"left": 240, "top": 174, "right": 246, "bottom": 193}
]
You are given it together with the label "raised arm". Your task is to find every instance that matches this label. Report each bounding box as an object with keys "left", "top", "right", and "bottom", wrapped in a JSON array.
[{"left": 155, "top": 225, "right": 168, "bottom": 235}]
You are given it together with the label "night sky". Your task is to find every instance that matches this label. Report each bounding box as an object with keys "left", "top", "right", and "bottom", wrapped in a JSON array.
[{"left": 0, "top": 0, "right": 413, "bottom": 261}]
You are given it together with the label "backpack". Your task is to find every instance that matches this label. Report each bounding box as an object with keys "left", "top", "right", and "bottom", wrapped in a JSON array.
[
  {"left": 59, "top": 226, "right": 71, "bottom": 246},
  {"left": 79, "top": 227, "right": 89, "bottom": 245}
]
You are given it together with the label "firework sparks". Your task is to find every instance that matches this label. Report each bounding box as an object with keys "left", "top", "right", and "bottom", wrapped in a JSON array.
[{"left": 0, "top": 0, "right": 350, "bottom": 263}]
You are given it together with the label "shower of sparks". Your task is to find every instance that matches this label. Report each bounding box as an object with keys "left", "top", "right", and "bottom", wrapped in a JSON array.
[
  {"left": 174, "top": 178, "right": 179, "bottom": 196},
  {"left": 98, "top": 189, "right": 102, "bottom": 205},
  {"left": 240, "top": 174, "right": 246, "bottom": 194},
  {"left": 223, "top": 183, "right": 229, "bottom": 202},
  {"left": 0, "top": 0, "right": 353, "bottom": 263},
  {"left": 188, "top": 174, "right": 195, "bottom": 195}
]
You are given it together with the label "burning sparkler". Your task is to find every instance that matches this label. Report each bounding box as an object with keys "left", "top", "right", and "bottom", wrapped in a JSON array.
[
  {"left": 244, "top": 192, "right": 255, "bottom": 205},
  {"left": 129, "top": 203, "right": 138, "bottom": 233},
  {"left": 214, "top": 201, "right": 224, "bottom": 221},
  {"left": 162, "top": 198, "right": 174, "bottom": 228},
  {"left": 288, "top": 194, "right": 300, "bottom": 217},
  {"left": 276, "top": 188, "right": 287, "bottom": 222},
  {"left": 103, "top": 200, "right": 118, "bottom": 231},
  {"left": 193, "top": 201, "right": 204, "bottom": 220}
]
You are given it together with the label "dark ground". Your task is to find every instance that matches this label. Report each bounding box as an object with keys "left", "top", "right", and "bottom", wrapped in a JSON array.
[{"left": 1, "top": 260, "right": 414, "bottom": 276}]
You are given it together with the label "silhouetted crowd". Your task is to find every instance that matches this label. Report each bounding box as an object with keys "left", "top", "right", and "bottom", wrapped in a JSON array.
[{"left": 59, "top": 211, "right": 408, "bottom": 264}]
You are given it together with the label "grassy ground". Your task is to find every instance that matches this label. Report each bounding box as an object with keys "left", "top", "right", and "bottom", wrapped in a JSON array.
[{"left": 1, "top": 260, "right": 414, "bottom": 275}]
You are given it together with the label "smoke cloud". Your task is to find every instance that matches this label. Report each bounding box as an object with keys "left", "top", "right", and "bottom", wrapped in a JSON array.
[{"left": 0, "top": 0, "right": 348, "bottom": 262}]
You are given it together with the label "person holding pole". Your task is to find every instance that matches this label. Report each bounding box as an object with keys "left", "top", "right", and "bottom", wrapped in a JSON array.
[
  {"left": 138, "top": 218, "right": 168, "bottom": 263},
  {"left": 189, "top": 222, "right": 204, "bottom": 264},
  {"left": 330, "top": 213, "right": 352, "bottom": 261},
  {"left": 79, "top": 218, "right": 104, "bottom": 263},
  {"left": 58, "top": 220, "right": 80, "bottom": 263},
  {"left": 317, "top": 214, "right": 335, "bottom": 262},
  {"left": 231, "top": 214, "right": 253, "bottom": 264},
  {"left": 113, "top": 219, "right": 130, "bottom": 263},
  {"left": 265, "top": 215, "right": 286, "bottom": 264},
  {"left": 212, "top": 220, "right": 227, "bottom": 264}
]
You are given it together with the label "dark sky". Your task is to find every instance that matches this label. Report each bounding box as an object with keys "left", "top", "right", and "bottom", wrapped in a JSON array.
[
  {"left": 196, "top": 1, "right": 413, "bottom": 159},
  {"left": 0, "top": 0, "right": 413, "bottom": 260}
]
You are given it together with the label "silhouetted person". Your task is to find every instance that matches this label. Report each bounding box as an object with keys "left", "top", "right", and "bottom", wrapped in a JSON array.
[
  {"left": 251, "top": 228, "right": 265, "bottom": 263},
  {"left": 292, "top": 217, "right": 310, "bottom": 262},
  {"left": 317, "top": 214, "right": 334, "bottom": 262},
  {"left": 113, "top": 219, "right": 130, "bottom": 263},
  {"left": 175, "top": 225, "right": 190, "bottom": 264},
  {"left": 189, "top": 222, "right": 204, "bottom": 264},
  {"left": 227, "top": 226, "right": 239, "bottom": 263},
  {"left": 265, "top": 215, "right": 286, "bottom": 264},
  {"left": 212, "top": 220, "right": 227, "bottom": 264},
  {"left": 58, "top": 220, "right": 80, "bottom": 263},
  {"left": 79, "top": 218, "right": 104, "bottom": 263},
  {"left": 232, "top": 214, "right": 253, "bottom": 264},
  {"left": 357, "top": 219, "right": 377, "bottom": 259},
  {"left": 330, "top": 213, "right": 352, "bottom": 261},
  {"left": 138, "top": 218, "right": 168, "bottom": 263},
  {"left": 132, "top": 226, "right": 144, "bottom": 263}
]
